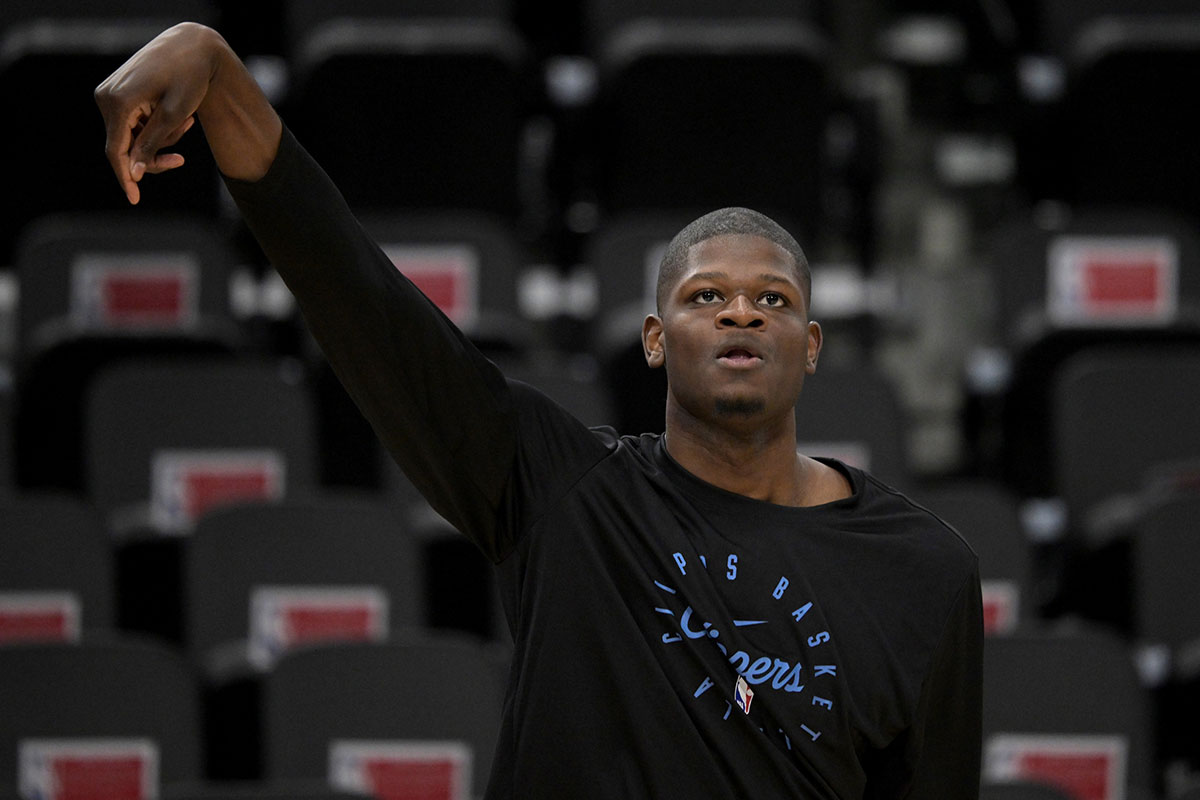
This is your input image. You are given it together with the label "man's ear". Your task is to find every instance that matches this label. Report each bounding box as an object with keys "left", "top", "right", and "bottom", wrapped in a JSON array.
[
  {"left": 806, "top": 320, "right": 823, "bottom": 375},
  {"left": 643, "top": 314, "right": 665, "bottom": 368}
]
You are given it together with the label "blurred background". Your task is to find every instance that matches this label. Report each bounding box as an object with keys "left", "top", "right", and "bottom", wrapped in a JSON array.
[{"left": 1, "top": 1, "right": 1199, "bottom": 799}]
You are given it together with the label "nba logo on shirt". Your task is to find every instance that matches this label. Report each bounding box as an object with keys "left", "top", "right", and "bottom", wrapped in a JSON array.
[
  {"left": 19, "top": 738, "right": 158, "bottom": 800},
  {"left": 735, "top": 676, "right": 754, "bottom": 715}
]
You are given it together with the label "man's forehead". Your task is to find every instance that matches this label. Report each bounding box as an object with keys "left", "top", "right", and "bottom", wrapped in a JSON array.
[{"left": 684, "top": 234, "right": 800, "bottom": 278}]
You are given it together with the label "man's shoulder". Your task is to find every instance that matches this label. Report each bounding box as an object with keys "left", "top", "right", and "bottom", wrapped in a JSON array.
[{"left": 857, "top": 470, "right": 980, "bottom": 571}]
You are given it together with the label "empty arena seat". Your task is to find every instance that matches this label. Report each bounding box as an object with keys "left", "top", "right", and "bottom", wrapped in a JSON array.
[
  {"left": 915, "top": 481, "right": 1030, "bottom": 635},
  {"left": 163, "top": 783, "right": 371, "bottom": 800},
  {"left": 1061, "top": 18, "right": 1200, "bottom": 225},
  {"left": 0, "top": 13, "right": 221, "bottom": 266},
  {"left": 264, "top": 639, "right": 504, "bottom": 797},
  {"left": 793, "top": 362, "right": 911, "bottom": 490},
  {"left": 186, "top": 495, "right": 423, "bottom": 669},
  {"left": 1051, "top": 347, "right": 1200, "bottom": 531},
  {"left": 15, "top": 214, "right": 237, "bottom": 357},
  {"left": 0, "top": 636, "right": 202, "bottom": 796},
  {"left": 285, "top": 19, "right": 532, "bottom": 220},
  {"left": 982, "top": 627, "right": 1154, "bottom": 800},
  {"left": 83, "top": 358, "right": 318, "bottom": 643},
  {"left": 85, "top": 359, "right": 318, "bottom": 533},
  {"left": 591, "top": 19, "right": 831, "bottom": 246},
  {"left": 0, "top": 493, "right": 114, "bottom": 643},
  {"left": 185, "top": 494, "right": 423, "bottom": 780}
]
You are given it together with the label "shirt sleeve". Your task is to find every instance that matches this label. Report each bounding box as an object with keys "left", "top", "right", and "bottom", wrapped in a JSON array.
[
  {"left": 222, "top": 127, "right": 602, "bottom": 563},
  {"left": 866, "top": 563, "right": 984, "bottom": 799}
]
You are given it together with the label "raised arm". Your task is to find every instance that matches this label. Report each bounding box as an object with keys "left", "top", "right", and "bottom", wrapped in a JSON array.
[
  {"left": 93, "top": 24, "right": 610, "bottom": 563},
  {"left": 94, "top": 22, "right": 280, "bottom": 203}
]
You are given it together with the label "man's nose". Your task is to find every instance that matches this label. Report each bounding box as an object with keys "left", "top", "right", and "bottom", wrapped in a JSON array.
[{"left": 717, "top": 295, "right": 764, "bottom": 327}]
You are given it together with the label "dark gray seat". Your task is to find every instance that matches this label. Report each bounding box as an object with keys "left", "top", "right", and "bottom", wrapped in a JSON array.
[
  {"left": 982, "top": 628, "right": 1153, "bottom": 800},
  {"left": 0, "top": 637, "right": 202, "bottom": 793},
  {"left": 264, "top": 638, "right": 505, "bottom": 796},
  {"left": 0, "top": 493, "right": 115, "bottom": 637}
]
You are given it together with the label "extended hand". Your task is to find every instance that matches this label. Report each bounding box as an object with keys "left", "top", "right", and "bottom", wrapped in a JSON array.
[
  {"left": 95, "top": 22, "right": 281, "bottom": 205},
  {"left": 94, "top": 23, "right": 220, "bottom": 205}
]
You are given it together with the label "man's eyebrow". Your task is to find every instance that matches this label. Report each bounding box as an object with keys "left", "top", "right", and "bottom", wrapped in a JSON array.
[{"left": 680, "top": 271, "right": 799, "bottom": 287}]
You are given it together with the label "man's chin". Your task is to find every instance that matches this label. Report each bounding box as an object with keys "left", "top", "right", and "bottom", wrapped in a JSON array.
[{"left": 713, "top": 396, "right": 767, "bottom": 418}]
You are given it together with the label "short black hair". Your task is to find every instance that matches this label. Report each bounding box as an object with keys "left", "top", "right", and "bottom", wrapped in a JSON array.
[{"left": 655, "top": 207, "right": 810, "bottom": 314}]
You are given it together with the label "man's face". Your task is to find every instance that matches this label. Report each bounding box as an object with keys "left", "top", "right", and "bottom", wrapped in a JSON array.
[{"left": 643, "top": 233, "right": 821, "bottom": 428}]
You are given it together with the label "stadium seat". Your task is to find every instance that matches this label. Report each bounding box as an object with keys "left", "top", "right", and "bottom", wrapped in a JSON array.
[
  {"left": 85, "top": 359, "right": 318, "bottom": 531},
  {"left": 1061, "top": 18, "right": 1200, "bottom": 225},
  {"left": 978, "top": 208, "right": 1200, "bottom": 348},
  {"left": 982, "top": 627, "right": 1154, "bottom": 800},
  {"left": 359, "top": 211, "right": 533, "bottom": 353},
  {"left": 1133, "top": 493, "right": 1200, "bottom": 676},
  {"left": 0, "top": 380, "right": 10, "bottom": 488},
  {"left": 1051, "top": 347, "right": 1200, "bottom": 532},
  {"left": 1035, "top": 0, "right": 1200, "bottom": 55},
  {"left": 971, "top": 207, "right": 1200, "bottom": 497},
  {"left": 14, "top": 331, "right": 240, "bottom": 494},
  {"left": 185, "top": 494, "right": 424, "bottom": 668},
  {"left": 263, "top": 639, "right": 504, "bottom": 797},
  {"left": 282, "top": 0, "right": 512, "bottom": 54},
  {"left": 493, "top": 351, "right": 615, "bottom": 428},
  {"left": 185, "top": 495, "right": 423, "bottom": 780},
  {"left": 591, "top": 19, "right": 831, "bottom": 247},
  {"left": 0, "top": 11, "right": 221, "bottom": 266},
  {"left": 1132, "top": 492, "right": 1200, "bottom": 770},
  {"left": 581, "top": 0, "right": 821, "bottom": 48},
  {"left": 980, "top": 781, "right": 1072, "bottom": 800},
  {"left": 0, "top": 493, "right": 114, "bottom": 642},
  {"left": 164, "top": 782, "right": 370, "bottom": 800},
  {"left": 84, "top": 359, "right": 318, "bottom": 644},
  {"left": 13, "top": 212, "right": 243, "bottom": 494},
  {"left": 793, "top": 362, "right": 911, "bottom": 490},
  {"left": 285, "top": 18, "right": 532, "bottom": 220},
  {"left": 915, "top": 481, "right": 1030, "bottom": 634},
  {"left": 0, "top": 636, "right": 202, "bottom": 795},
  {"left": 15, "top": 214, "right": 238, "bottom": 358}
]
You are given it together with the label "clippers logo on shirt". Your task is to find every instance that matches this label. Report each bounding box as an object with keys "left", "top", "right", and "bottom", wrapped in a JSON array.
[
  {"left": 248, "top": 585, "right": 389, "bottom": 668},
  {"left": 19, "top": 739, "right": 158, "bottom": 800},
  {"left": 1047, "top": 236, "right": 1178, "bottom": 326},
  {"left": 150, "top": 449, "right": 285, "bottom": 533},
  {"left": 653, "top": 549, "right": 842, "bottom": 753},
  {"left": 383, "top": 245, "right": 479, "bottom": 332},
  {"left": 330, "top": 740, "right": 471, "bottom": 800},
  {"left": 985, "top": 733, "right": 1127, "bottom": 800},
  {"left": 70, "top": 253, "right": 198, "bottom": 331},
  {"left": 0, "top": 592, "right": 81, "bottom": 644}
]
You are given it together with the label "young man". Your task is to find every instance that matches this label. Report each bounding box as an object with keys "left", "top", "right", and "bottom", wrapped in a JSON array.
[{"left": 95, "top": 23, "right": 982, "bottom": 798}]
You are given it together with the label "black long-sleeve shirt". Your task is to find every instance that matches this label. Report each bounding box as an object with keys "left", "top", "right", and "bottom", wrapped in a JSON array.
[{"left": 225, "top": 127, "right": 983, "bottom": 799}]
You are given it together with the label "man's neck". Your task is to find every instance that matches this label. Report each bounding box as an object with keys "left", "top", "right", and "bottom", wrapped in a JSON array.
[{"left": 663, "top": 403, "right": 849, "bottom": 507}]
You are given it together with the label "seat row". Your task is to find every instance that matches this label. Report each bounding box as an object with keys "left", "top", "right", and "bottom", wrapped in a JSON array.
[
  {"left": 2, "top": 625, "right": 1196, "bottom": 799},
  {"left": 5, "top": 2, "right": 1200, "bottom": 270}
]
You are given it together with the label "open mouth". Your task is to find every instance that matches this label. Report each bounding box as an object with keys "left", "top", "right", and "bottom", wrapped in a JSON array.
[{"left": 718, "top": 347, "right": 763, "bottom": 366}]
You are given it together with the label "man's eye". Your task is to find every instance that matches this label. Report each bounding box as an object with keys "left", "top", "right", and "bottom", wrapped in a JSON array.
[
  {"left": 760, "top": 292, "right": 786, "bottom": 307},
  {"left": 694, "top": 290, "right": 721, "bottom": 303}
]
